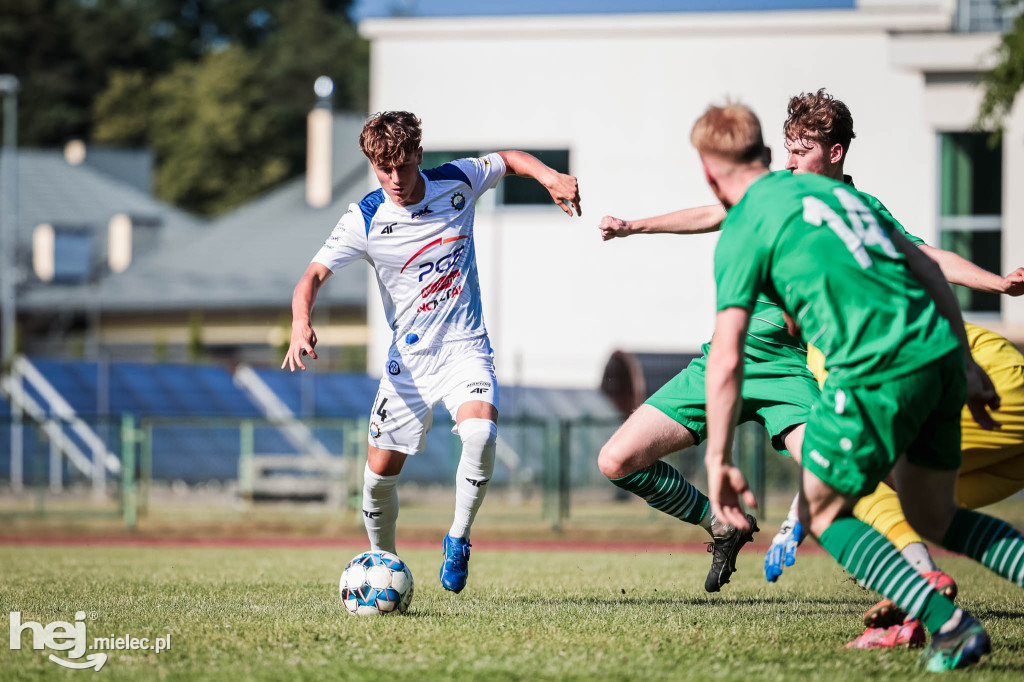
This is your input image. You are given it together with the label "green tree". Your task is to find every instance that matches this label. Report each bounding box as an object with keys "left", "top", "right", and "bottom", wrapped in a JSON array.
[
  {"left": 148, "top": 45, "right": 290, "bottom": 214},
  {"left": 1, "top": 0, "right": 366, "bottom": 214},
  {"left": 0, "top": 0, "right": 153, "bottom": 143},
  {"left": 90, "top": 0, "right": 368, "bottom": 214},
  {"left": 93, "top": 70, "right": 155, "bottom": 146},
  {"left": 978, "top": 1, "right": 1024, "bottom": 139}
]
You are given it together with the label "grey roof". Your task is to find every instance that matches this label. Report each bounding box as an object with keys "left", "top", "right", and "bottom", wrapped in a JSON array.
[
  {"left": 6, "top": 148, "right": 202, "bottom": 249},
  {"left": 13, "top": 113, "right": 371, "bottom": 313}
]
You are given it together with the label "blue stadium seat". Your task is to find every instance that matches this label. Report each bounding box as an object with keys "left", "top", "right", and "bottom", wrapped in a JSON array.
[{"left": 8, "top": 359, "right": 618, "bottom": 485}]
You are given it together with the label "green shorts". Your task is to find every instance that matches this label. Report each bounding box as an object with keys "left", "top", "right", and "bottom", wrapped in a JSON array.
[
  {"left": 645, "top": 355, "right": 818, "bottom": 456},
  {"left": 802, "top": 349, "right": 966, "bottom": 498}
]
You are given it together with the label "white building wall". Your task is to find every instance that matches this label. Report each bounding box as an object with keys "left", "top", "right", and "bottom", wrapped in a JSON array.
[{"left": 361, "top": 3, "right": 1018, "bottom": 387}]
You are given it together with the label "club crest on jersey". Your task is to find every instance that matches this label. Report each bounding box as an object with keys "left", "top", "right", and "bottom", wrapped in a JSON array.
[
  {"left": 451, "top": 192, "right": 466, "bottom": 211},
  {"left": 388, "top": 360, "right": 401, "bottom": 375},
  {"left": 411, "top": 204, "right": 433, "bottom": 220},
  {"left": 369, "top": 421, "right": 381, "bottom": 438}
]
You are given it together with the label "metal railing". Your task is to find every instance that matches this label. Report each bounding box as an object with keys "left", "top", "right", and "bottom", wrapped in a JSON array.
[{"left": 1, "top": 414, "right": 779, "bottom": 530}]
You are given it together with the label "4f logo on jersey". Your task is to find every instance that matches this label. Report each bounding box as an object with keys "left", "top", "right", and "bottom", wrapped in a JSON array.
[
  {"left": 465, "top": 478, "right": 489, "bottom": 488},
  {"left": 469, "top": 387, "right": 489, "bottom": 395},
  {"left": 363, "top": 509, "right": 382, "bottom": 519},
  {"left": 411, "top": 205, "right": 433, "bottom": 220},
  {"left": 381, "top": 223, "right": 396, "bottom": 235},
  {"left": 451, "top": 192, "right": 465, "bottom": 211}
]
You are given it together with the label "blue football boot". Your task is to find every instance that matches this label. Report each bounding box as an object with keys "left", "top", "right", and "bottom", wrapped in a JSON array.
[
  {"left": 440, "top": 534, "right": 471, "bottom": 593},
  {"left": 918, "top": 613, "right": 990, "bottom": 672}
]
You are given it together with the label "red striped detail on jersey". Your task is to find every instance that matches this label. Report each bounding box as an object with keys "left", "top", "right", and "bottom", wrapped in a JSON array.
[{"left": 400, "top": 235, "right": 469, "bottom": 273}]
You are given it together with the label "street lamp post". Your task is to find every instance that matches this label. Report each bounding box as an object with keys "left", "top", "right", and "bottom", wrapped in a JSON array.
[
  {"left": 0, "top": 74, "right": 19, "bottom": 368},
  {"left": 1, "top": 74, "right": 20, "bottom": 493}
]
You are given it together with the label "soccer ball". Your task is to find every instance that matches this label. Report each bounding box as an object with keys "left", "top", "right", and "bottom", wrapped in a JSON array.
[{"left": 339, "top": 551, "right": 414, "bottom": 616}]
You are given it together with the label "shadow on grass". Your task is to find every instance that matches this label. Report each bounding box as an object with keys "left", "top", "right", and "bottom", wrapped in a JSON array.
[{"left": 502, "top": 594, "right": 860, "bottom": 608}]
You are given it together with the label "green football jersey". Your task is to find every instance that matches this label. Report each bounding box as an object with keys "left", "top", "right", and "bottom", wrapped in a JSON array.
[
  {"left": 699, "top": 298, "right": 806, "bottom": 364},
  {"left": 847, "top": 176, "right": 925, "bottom": 246},
  {"left": 715, "top": 171, "right": 958, "bottom": 386}
]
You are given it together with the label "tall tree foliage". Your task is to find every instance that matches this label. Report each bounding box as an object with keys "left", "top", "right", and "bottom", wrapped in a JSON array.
[
  {"left": 0, "top": 0, "right": 153, "bottom": 143},
  {"left": 0, "top": 0, "right": 367, "bottom": 214},
  {"left": 978, "top": 1, "right": 1024, "bottom": 139}
]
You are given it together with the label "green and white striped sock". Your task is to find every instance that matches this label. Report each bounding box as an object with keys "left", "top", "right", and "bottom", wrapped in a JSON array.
[
  {"left": 820, "top": 517, "right": 956, "bottom": 634},
  {"left": 608, "top": 461, "right": 709, "bottom": 526},
  {"left": 943, "top": 508, "right": 1024, "bottom": 586}
]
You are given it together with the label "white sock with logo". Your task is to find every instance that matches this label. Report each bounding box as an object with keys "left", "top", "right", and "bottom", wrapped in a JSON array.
[
  {"left": 448, "top": 418, "right": 498, "bottom": 540},
  {"left": 362, "top": 462, "right": 399, "bottom": 554}
]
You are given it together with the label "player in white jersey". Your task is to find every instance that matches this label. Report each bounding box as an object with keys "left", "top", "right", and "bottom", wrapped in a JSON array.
[{"left": 283, "top": 111, "right": 581, "bottom": 593}]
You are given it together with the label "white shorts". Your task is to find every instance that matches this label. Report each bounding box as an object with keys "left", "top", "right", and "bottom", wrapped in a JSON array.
[{"left": 367, "top": 336, "right": 499, "bottom": 455}]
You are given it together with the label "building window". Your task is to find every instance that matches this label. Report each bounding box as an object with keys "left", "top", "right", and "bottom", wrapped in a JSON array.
[
  {"left": 421, "top": 149, "right": 571, "bottom": 207},
  {"left": 421, "top": 150, "right": 478, "bottom": 172},
  {"left": 939, "top": 132, "right": 1002, "bottom": 313},
  {"left": 499, "top": 149, "right": 570, "bottom": 206},
  {"left": 53, "top": 231, "right": 93, "bottom": 281},
  {"left": 33, "top": 224, "right": 93, "bottom": 282},
  {"left": 955, "top": 0, "right": 1023, "bottom": 33}
]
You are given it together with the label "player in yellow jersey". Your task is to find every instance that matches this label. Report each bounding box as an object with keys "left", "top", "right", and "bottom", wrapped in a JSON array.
[{"left": 600, "top": 89, "right": 1024, "bottom": 648}]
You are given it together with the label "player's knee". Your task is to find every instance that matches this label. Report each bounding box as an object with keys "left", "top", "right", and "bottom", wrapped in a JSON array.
[
  {"left": 363, "top": 461, "right": 399, "bottom": 496},
  {"left": 459, "top": 418, "right": 497, "bottom": 471},
  {"left": 597, "top": 440, "right": 637, "bottom": 480}
]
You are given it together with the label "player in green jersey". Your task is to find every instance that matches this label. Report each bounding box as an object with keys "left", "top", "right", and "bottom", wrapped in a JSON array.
[
  {"left": 596, "top": 181, "right": 815, "bottom": 592},
  {"left": 600, "top": 89, "right": 1024, "bottom": 648},
  {"left": 694, "top": 101, "right": 1024, "bottom": 672}
]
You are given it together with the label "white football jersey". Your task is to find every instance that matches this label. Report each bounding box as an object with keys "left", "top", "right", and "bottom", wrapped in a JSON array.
[{"left": 313, "top": 153, "right": 507, "bottom": 353}]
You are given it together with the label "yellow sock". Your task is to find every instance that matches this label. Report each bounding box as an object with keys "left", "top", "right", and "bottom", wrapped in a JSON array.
[{"left": 853, "top": 482, "right": 923, "bottom": 551}]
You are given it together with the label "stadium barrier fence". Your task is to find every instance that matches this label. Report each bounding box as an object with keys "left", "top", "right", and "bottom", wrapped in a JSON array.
[{"left": 1, "top": 415, "right": 784, "bottom": 530}]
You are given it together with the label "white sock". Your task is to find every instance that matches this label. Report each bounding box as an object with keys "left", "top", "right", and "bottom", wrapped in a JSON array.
[
  {"left": 362, "top": 462, "right": 399, "bottom": 554},
  {"left": 938, "top": 608, "right": 964, "bottom": 635},
  {"left": 699, "top": 508, "right": 717, "bottom": 531},
  {"left": 901, "top": 541, "right": 940, "bottom": 573},
  {"left": 448, "top": 419, "right": 497, "bottom": 540}
]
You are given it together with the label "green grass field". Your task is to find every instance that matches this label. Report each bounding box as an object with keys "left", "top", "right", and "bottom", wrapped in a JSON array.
[{"left": 2, "top": 545, "right": 1023, "bottom": 681}]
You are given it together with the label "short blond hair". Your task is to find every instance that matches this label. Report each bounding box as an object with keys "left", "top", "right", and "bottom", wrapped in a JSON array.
[
  {"left": 359, "top": 111, "right": 422, "bottom": 167},
  {"left": 690, "top": 103, "right": 767, "bottom": 164}
]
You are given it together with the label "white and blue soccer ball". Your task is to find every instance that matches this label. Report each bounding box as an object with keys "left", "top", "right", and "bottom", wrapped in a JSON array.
[{"left": 339, "top": 551, "right": 414, "bottom": 616}]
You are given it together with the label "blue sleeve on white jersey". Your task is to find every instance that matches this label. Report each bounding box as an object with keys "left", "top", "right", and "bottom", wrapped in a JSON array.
[
  {"left": 450, "top": 153, "right": 507, "bottom": 199},
  {"left": 311, "top": 204, "right": 369, "bottom": 271},
  {"left": 358, "top": 188, "right": 386, "bottom": 235},
  {"left": 422, "top": 163, "right": 473, "bottom": 189}
]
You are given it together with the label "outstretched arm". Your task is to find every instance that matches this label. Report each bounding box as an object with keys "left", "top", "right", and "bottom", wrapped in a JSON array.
[
  {"left": 282, "top": 262, "right": 333, "bottom": 372},
  {"left": 599, "top": 204, "right": 727, "bottom": 241},
  {"left": 496, "top": 151, "right": 581, "bottom": 217},
  {"left": 705, "top": 306, "right": 757, "bottom": 533},
  {"left": 892, "top": 231, "right": 1001, "bottom": 428},
  {"left": 919, "top": 244, "right": 1024, "bottom": 296}
]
